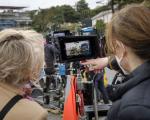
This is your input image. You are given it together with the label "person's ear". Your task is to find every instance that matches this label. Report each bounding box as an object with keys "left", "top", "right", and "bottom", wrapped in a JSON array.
[{"left": 115, "top": 41, "right": 124, "bottom": 57}]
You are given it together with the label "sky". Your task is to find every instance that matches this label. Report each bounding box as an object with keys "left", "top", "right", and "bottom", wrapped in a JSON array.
[{"left": 0, "top": 0, "right": 108, "bottom": 10}]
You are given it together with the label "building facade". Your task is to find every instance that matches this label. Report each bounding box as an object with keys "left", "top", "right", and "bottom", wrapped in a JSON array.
[
  {"left": 92, "top": 10, "right": 112, "bottom": 26},
  {"left": 92, "top": 5, "right": 118, "bottom": 26},
  {"left": 0, "top": 6, "right": 32, "bottom": 30}
]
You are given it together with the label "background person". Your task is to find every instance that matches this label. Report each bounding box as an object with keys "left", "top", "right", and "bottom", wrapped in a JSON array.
[
  {"left": 44, "top": 35, "right": 59, "bottom": 90},
  {"left": 82, "top": 4, "right": 150, "bottom": 120},
  {"left": 0, "top": 29, "right": 48, "bottom": 120},
  {"left": 94, "top": 70, "right": 109, "bottom": 104}
]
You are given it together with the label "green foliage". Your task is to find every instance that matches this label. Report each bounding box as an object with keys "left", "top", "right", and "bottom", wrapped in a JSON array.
[
  {"left": 30, "top": 0, "right": 149, "bottom": 32},
  {"left": 76, "top": 0, "right": 89, "bottom": 13},
  {"left": 96, "top": 20, "right": 105, "bottom": 33},
  {"left": 76, "top": 0, "right": 92, "bottom": 19},
  {"left": 60, "top": 5, "right": 80, "bottom": 23},
  {"left": 31, "top": 9, "right": 49, "bottom": 32},
  {"left": 31, "top": 1, "right": 90, "bottom": 32},
  {"left": 31, "top": 5, "right": 80, "bottom": 32}
]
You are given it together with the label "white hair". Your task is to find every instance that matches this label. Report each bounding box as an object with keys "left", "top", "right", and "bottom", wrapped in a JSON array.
[{"left": 0, "top": 29, "right": 44, "bottom": 85}]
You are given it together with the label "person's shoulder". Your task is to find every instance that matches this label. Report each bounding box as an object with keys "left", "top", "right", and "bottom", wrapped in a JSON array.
[
  {"left": 20, "top": 99, "right": 43, "bottom": 109},
  {"left": 16, "top": 99, "right": 48, "bottom": 120},
  {"left": 117, "top": 104, "right": 150, "bottom": 120},
  {"left": 121, "top": 79, "right": 150, "bottom": 108},
  {"left": 107, "top": 80, "right": 150, "bottom": 120},
  {"left": 116, "top": 80, "right": 150, "bottom": 120}
]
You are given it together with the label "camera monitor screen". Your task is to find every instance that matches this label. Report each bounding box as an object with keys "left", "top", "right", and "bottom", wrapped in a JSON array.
[
  {"left": 65, "top": 40, "right": 91, "bottom": 57},
  {"left": 58, "top": 36, "right": 100, "bottom": 62}
]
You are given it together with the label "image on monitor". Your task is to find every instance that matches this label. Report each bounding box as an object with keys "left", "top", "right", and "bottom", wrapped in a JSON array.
[{"left": 65, "top": 40, "right": 91, "bottom": 57}]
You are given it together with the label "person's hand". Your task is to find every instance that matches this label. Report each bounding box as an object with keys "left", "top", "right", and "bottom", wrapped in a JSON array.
[{"left": 81, "top": 57, "right": 109, "bottom": 71}]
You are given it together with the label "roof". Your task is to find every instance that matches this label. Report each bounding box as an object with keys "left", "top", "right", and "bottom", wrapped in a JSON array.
[
  {"left": 92, "top": 5, "right": 118, "bottom": 20},
  {"left": 0, "top": 6, "right": 26, "bottom": 10},
  {"left": 92, "top": 10, "right": 112, "bottom": 20}
]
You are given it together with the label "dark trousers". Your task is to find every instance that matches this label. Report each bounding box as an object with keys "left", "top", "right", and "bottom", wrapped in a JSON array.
[
  {"left": 44, "top": 68, "right": 56, "bottom": 92},
  {"left": 95, "top": 72, "right": 109, "bottom": 104}
]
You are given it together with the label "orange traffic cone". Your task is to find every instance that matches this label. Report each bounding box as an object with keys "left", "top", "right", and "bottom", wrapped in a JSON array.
[{"left": 63, "top": 76, "right": 78, "bottom": 120}]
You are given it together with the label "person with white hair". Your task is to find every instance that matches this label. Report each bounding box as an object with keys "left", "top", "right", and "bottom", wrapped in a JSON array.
[{"left": 0, "top": 29, "right": 48, "bottom": 120}]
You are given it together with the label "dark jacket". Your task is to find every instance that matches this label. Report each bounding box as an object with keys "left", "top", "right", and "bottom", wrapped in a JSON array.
[
  {"left": 44, "top": 43, "right": 59, "bottom": 67},
  {"left": 107, "top": 61, "right": 150, "bottom": 120},
  {"left": 44, "top": 43, "right": 59, "bottom": 74}
]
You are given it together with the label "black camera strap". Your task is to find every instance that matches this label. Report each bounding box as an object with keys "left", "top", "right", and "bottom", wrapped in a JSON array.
[{"left": 0, "top": 95, "right": 23, "bottom": 120}]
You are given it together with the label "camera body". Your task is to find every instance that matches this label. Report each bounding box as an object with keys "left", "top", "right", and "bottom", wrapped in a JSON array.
[{"left": 58, "top": 36, "right": 100, "bottom": 62}]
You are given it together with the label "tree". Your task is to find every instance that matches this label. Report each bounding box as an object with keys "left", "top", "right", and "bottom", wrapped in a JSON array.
[
  {"left": 30, "top": 0, "right": 150, "bottom": 32},
  {"left": 31, "top": 5, "right": 80, "bottom": 32},
  {"left": 76, "top": 0, "right": 92, "bottom": 19},
  {"left": 31, "top": 9, "right": 49, "bottom": 32},
  {"left": 96, "top": 20, "right": 105, "bottom": 33},
  {"left": 76, "top": 0, "right": 89, "bottom": 13},
  {"left": 60, "top": 5, "right": 80, "bottom": 23},
  {"left": 76, "top": 0, "right": 91, "bottom": 19}
]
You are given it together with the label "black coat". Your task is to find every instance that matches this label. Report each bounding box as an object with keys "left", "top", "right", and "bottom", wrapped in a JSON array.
[
  {"left": 107, "top": 61, "right": 150, "bottom": 120},
  {"left": 44, "top": 43, "right": 59, "bottom": 67}
]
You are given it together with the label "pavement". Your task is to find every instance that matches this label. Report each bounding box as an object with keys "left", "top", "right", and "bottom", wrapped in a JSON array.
[
  {"left": 48, "top": 112, "right": 106, "bottom": 120},
  {"left": 48, "top": 112, "right": 61, "bottom": 120}
]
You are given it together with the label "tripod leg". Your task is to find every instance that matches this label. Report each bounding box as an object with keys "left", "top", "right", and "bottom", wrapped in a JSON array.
[{"left": 93, "top": 85, "right": 99, "bottom": 120}]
